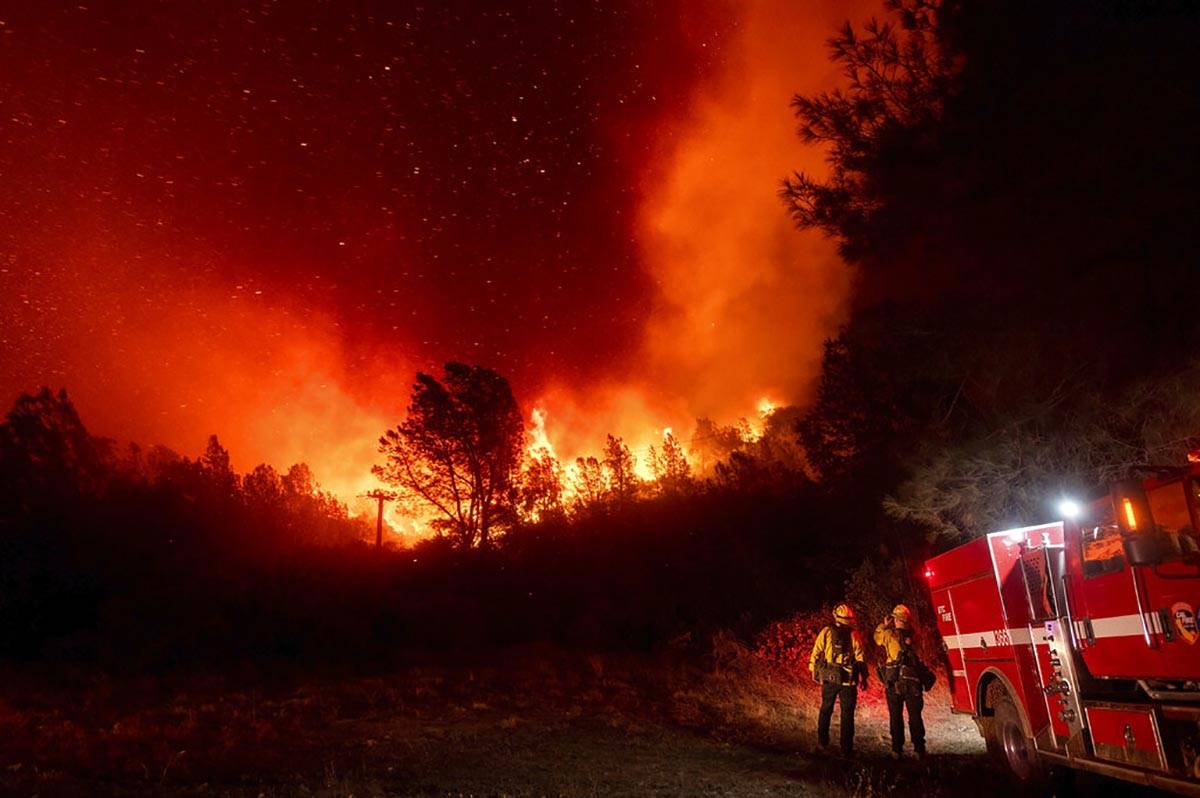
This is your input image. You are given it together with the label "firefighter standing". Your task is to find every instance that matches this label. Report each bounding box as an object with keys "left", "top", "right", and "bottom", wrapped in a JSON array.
[
  {"left": 809, "top": 603, "right": 867, "bottom": 757},
  {"left": 875, "top": 604, "right": 929, "bottom": 759}
]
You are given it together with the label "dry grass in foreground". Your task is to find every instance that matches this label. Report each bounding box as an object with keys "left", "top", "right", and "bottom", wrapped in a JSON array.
[{"left": 0, "top": 641, "right": 1004, "bottom": 797}]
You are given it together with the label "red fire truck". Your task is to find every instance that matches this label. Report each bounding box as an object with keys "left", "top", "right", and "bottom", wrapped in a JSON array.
[{"left": 924, "top": 465, "right": 1200, "bottom": 794}]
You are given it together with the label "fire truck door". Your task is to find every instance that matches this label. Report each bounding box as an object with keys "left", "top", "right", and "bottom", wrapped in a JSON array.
[
  {"left": 1073, "top": 523, "right": 1169, "bottom": 679},
  {"left": 1140, "top": 563, "right": 1200, "bottom": 679},
  {"left": 1138, "top": 478, "right": 1200, "bottom": 679}
]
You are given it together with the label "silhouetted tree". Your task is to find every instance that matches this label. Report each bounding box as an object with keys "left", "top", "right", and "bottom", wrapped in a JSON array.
[
  {"left": 375, "top": 363, "right": 524, "bottom": 547},
  {"left": 0, "top": 388, "right": 107, "bottom": 516},
  {"left": 784, "top": 0, "right": 1199, "bottom": 329},
  {"left": 753, "top": 405, "right": 808, "bottom": 475},
  {"left": 649, "top": 432, "right": 692, "bottom": 497},
  {"left": 282, "top": 462, "right": 315, "bottom": 497},
  {"left": 144, "top": 444, "right": 183, "bottom": 483},
  {"left": 602, "top": 434, "right": 639, "bottom": 507},
  {"left": 243, "top": 463, "right": 283, "bottom": 507},
  {"left": 784, "top": 1, "right": 1200, "bottom": 544},
  {"left": 885, "top": 361, "right": 1200, "bottom": 541},
  {"left": 713, "top": 451, "right": 791, "bottom": 495},
  {"left": 798, "top": 335, "right": 910, "bottom": 487},
  {"left": 781, "top": 0, "right": 955, "bottom": 267},
  {"left": 569, "top": 455, "right": 606, "bottom": 515},
  {"left": 200, "top": 434, "right": 239, "bottom": 500}
]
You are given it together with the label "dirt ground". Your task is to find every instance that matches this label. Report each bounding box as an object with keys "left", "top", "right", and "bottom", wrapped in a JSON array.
[{"left": 0, "top": 648, "right": 1161, "bottom": 797}]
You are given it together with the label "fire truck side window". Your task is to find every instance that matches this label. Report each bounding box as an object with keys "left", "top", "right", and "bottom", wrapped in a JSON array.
[
  {"left": 1146, "top": 481, "right": 1200, "bottom": 561},
  {"left": 1082, "top": 502, "right": 1124, "bottom": 578}
]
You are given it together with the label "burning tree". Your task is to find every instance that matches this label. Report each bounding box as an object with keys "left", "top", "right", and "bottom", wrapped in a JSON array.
[
  {"left": 689, "top": 417, "right": 752, "bottom": 475},
  {"left": 375, "top": 363, "right": 524, "bottom": 547},
  {"left": 569, "top": 456, "right": 605, "bottom": 514},
  {"left": 648, "top": 432, "right": 692, "bottom": 497},
  {"left": 603, "top": 434, "right": 640, "bottom": 507},
  {"left": 521, "top": 447, "right": 565, "bottom": 522}
]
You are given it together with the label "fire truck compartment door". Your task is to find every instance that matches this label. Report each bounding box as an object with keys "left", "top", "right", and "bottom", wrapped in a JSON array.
[
  {"left": 1018, "top": 547, "right": 1085, "bottom": 748},
  {"left": 1083, "top": 704, "right": 1167, "bottom": 771},
  {"left": 931, "top": 585, "right": 973, "bottom": 713}
]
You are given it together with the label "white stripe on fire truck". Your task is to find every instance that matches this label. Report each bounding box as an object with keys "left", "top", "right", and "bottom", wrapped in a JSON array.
[
  {"left": 941, "top": 627, "right": 1032, "bottom": 650},
  {"left": 1072, "top": 612, "right": 1162, "bottom": 640},
  {"left": 941, "top": 612, "right": 1163, "bottom": 650}
]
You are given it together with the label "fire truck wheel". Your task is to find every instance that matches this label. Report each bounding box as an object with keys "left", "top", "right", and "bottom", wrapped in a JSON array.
[{"left": 990, "top": 686, "right": 1045, "bottom": 785}]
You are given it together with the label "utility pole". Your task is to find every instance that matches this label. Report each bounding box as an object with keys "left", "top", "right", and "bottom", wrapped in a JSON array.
[{"left": 360, "top": 489, "right": 396, "bottom": 548}]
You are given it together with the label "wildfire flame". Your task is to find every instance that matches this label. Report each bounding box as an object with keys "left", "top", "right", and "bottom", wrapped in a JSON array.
[{"left": 528, "top": 407, "right": 559, "bottom": 460}]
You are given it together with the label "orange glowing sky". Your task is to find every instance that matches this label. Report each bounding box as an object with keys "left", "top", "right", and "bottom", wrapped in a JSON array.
[{"left": 0, "top": 1, "right": 876, "bottom": 536}]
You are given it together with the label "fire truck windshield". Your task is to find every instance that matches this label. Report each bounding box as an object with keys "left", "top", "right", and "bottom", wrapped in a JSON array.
[{"left": 1082, "top": 501, "right": 1124, "bottom": 577}]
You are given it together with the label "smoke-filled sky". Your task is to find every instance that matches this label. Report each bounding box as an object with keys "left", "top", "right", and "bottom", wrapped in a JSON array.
[{"left": 0, "top": 0, "right": 873, "bottom": 512}]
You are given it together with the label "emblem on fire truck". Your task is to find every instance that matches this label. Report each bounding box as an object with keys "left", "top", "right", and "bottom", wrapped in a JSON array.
[{"left": 1172, "top": 602, "right": 1198, "bottom": 644}]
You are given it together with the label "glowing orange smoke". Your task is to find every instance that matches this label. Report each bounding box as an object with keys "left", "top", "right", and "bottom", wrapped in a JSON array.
[{"left": 634, "top": 0, "right": 871, "bottom": 420}]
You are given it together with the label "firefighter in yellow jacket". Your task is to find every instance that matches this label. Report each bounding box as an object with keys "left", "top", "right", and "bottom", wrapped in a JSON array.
[
  {"left": 809, "top": 603, "right": 867, "bottom": 757},
  {"left": 875, "top": 604, "right": 929, "bottom": 759}
]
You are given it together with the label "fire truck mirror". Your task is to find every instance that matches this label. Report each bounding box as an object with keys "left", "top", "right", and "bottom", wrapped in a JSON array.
[{"left": 1123, "top": 532, "right": 1161, "bottom": 566}]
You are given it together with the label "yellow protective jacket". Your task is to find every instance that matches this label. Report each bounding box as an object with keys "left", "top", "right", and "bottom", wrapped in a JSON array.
[
  {"left": 809, "top": 624, "right": 865, "bottom": 686},
  {"left": 875, "top": 622, "right": 931, "bottom": 694},
  {"left": 874, "top": 623, "right": 906, "bottom": 664}
]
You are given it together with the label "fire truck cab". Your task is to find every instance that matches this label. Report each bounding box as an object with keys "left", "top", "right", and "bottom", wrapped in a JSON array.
[{"left": 925, "top": 465, "right": 1200, "bottom": 794}]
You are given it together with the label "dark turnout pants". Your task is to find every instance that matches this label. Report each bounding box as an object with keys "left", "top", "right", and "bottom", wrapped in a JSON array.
[
  {"left": 885, "top": 686, "right": 925, "bottom": 753},
  {"left": 817, "top": 682, "right": 857, "bottom": 755}
]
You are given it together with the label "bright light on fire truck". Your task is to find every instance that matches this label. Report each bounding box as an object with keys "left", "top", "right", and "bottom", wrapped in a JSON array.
[{"left": 1057, "top": 498, "right": 1082, "bottom": 519}]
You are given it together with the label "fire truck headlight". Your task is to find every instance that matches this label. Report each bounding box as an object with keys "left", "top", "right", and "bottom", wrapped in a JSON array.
[{"left": 1058, "top": 498, "right": 1082, "bottom": 519}]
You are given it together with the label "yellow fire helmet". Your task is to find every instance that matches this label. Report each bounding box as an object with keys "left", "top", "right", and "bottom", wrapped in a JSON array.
[
  {"left": 833, "top": 603, "right": 855, "bottom": 625},
  {"left": 892, "top": 604, "right": 913, "bottom": 629}
]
